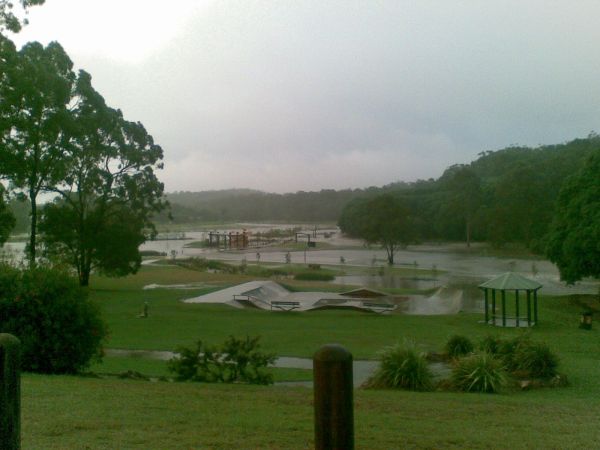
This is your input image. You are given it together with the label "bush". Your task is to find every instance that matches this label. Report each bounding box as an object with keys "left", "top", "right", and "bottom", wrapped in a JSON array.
[
  {"left": 451, "top": 352, "right": 506, "bottom": 393},
  {"left": 0, "top": 265, "right": 106, "bottom": 374},
  {"left": 478, "top": 335, "right": 502, "bottom": 354},
  {"left": 511, "top": 342, "right": 559, "bottom": 379},
  {"left": 139, "top": 250, "right": 166, "bottom": 257},
  {"left": 445, "top": 335, "right": 474, "bottom": 358},
  {"left": 366, "top": 341, "right": 432, "bottom": 391},
  {"left": 168, "top": 335, "right": 276, "bottom": 385}
]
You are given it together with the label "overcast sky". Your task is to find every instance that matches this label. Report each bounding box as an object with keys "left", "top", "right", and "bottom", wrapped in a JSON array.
[{"left": 10, "top": 0, "right": 600, "bottom": 193}]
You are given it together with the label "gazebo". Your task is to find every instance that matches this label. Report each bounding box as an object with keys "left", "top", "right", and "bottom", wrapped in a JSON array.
[{"left": 479, "top": 272, "right": 542, "bottom": 327}]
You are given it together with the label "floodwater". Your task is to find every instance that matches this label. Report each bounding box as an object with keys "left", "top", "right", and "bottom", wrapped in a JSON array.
[{"left": 4, "top": 224, "right": 597, "bottom": 296}]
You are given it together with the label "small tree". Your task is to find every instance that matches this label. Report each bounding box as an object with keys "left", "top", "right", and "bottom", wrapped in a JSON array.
[{"left": 339, "top": 194, "right": 413, "bottom": 265}]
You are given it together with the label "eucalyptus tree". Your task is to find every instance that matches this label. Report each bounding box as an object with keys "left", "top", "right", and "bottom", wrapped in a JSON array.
[
  {"left": 437, "top": 165, "right": 482, "bottom": 247},
  {"left": 0, "top": 0, "right": 44, "bottom": 33},
  {"left": 0, "top": 185, "right": 15, "bottom": 244},
  {"left": 339, "top": 194, "right": 414, "bottom": 265},
  {"left": 546, "top": 149, "right": 600, "bottom": 284},
  {"left": 0, "top": 37, "right": 75, "bottom": 266},
  {"left": 40, "top": 71, "right": 166, "bottom": 286}
]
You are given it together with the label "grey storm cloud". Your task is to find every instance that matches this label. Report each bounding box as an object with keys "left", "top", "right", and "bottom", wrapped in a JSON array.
[{"left": 12, "top": 0, "right": 600, "bottom": 192}]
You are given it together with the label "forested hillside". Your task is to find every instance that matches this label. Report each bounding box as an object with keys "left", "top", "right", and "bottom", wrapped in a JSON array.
[{"left": 12, "top": 134, "right": 598, "bottom": 250}]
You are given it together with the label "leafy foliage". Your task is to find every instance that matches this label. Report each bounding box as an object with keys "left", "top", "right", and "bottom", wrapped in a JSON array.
[
  {"left": 445, "top": 335, "right": 474, "bottom": 358},
  {"left": 366, "top": 341, "right": 432, "bottom": 391},
  {"left": 0, "top": 265, "right": 106, "bottom": 373},
  {"left": 163, "top": 136, "right": 599, "bottom": 255},
  {"left": 504, "top": 339, "right": 559, "bottom": 379},
  {"left": 546, "top": 148, "right": 600, "bottom": 283},
  {"left": 0, "top": 185, "right": 15, "bottom": 245},
  {"left": 0, "top": 37, "right": 75, "bottom": 265},
  {"left": 478, "top": 335, "right": 502, "bottom": 354},
  {"left": 0, "top": 0, "right": 44, "bottom": 33},
  {"left": 168, "top": 336, "right": 276, "bottom": 385},
  {"left": 38, "top": 70, "right": 166, "bottom": 286},
  {"left": 338, "top": 194, "right": 414, "bottom": 264},
  {"left": 437, "top": 166, "right": 482, "bottom": 247},
  {"left": 451, "top": 352, "right": 506, "bottom": 393}
]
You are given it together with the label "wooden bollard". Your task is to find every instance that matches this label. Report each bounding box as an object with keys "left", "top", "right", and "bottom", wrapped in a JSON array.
[
  {"left": 0, "top": 333, "right": 21, "bottom": 450},
  {"left": 313, "top": 344, "right": 354, "bottom": 450}
]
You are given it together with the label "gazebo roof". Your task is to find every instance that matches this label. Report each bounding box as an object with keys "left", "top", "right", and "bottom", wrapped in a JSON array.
[{"left": 479, "top": 272, "right": 542, "bottom": 291}]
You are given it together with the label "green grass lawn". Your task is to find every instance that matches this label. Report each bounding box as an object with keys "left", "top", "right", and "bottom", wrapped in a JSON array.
[
  {"left": 22, "top": 370, "right": 600, "bottom": 449},
  {"left": 18, "top": 264, "right": 600, "bottom": 448}
]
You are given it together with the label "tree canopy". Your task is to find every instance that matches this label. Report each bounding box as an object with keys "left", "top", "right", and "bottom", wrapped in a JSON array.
[
  {"left": 0, "top": 184, "right": 15, "bottom": 245},
  {"left": 546, "top": 149, "right": 600, "bottom": 284},
  {"left": 0, "top": 0, "right": 44, "bottom": 33},
  {"left": 0, "top": 36, "right": 166, "bottom": 284},
  {"left": 40, "top": 70, "right": 166, "bottom": 286},
  {"left": 339, "top": 194, "right": 414, "bottom": 265},
  {"left": 0, "top": 37, "right": 74, "bottom": 265}
]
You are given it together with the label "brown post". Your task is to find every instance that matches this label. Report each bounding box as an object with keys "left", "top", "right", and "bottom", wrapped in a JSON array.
[
  {"left": 515, "top": 290, "right": 520, "bottom": 327},
  {"left": 314, "top": 344, "right": 354, "bottom": 450},
  {"left": 0, "top": 333, "right": 21, "bottom": 450}
]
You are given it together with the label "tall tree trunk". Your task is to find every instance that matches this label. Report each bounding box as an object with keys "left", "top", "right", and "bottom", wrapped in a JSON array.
[
  {"left": 79, "top": 269, "right": 90, "bottom": 287},
  {"left": 466, "top": 218, "right": 471, "bottom": 248},
  {"left": 28, "top": 189, "right": 37, "bottom": 268},
  {"left": 386, "top": 244, "right": 394, "bottom": 265}
]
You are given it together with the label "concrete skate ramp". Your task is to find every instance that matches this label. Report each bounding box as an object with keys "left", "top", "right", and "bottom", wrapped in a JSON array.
[{"left": 183, "top": 280, "right": 395, "bottom": 313}]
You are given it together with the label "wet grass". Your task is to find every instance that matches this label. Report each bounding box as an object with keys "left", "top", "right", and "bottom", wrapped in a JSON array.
[
  {"left": 90, "top": 265, "right": 595, "bottom": 360},
  {"left": 20, "top": 264, "right": 593, "bottom": 448},
  {"left": 22, "top": 367, "right": 600, "bottom": 449}
]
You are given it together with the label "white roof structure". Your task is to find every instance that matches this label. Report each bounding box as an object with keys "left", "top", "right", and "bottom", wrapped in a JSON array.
[{"left": 183, "top": 280, "right": 397, "bottom": 313}]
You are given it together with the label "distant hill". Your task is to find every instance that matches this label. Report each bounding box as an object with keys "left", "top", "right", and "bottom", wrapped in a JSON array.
[{"left": 157, "top": 134, "right": 599, "bottom": 249}]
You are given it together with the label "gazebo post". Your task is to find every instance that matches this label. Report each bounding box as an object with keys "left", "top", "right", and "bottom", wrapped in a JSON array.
[
  {"left": 484, "top": 289, "right": 489, "bottom": 324},
  {"left": 501, "top": 290, "right": 506, "bottom": 327},
  {"left": 492, "top": 290, "right": 496, "bottom": 325},
  {"left": 534, "top": 289, "right": 538, "bottom": 324},
  {"left": 515, "top": 290, "right": 520, "bottom": 327},
  {"left": 526, "top": 290, "right": 531, "bottom": 327}
]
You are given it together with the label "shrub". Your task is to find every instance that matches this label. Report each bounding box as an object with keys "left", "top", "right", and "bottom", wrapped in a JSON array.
[
  {"left": 139, "top": 250, "right": 166, "bottom": 257},
  {"left": 366, "top": 341, "right": 432, "bottom": 391},
  {"left": 478, "top": 335, "right": 502, "bottom": 354},
  {"left": 168, "top": 335, "right": 276, "bottom": 385},
  {"left": 445, "top": 335, "right": 474, "bottom": 358},
  {"left": 451, "top": 352, "right": 506, "bottom": 393},
  {"left": 511, "top": 342, "right": 559, "bottom": 379},
  {"left": 497, "top": 333, "right": 530, "bottom": 360},
  {"left": 0, "top": 265, "right": 106, "bottom": 374}
]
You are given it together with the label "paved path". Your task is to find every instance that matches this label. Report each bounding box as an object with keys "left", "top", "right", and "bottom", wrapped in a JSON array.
[{"left": 106, "top": 348, "right": 378, "bottom": 387}]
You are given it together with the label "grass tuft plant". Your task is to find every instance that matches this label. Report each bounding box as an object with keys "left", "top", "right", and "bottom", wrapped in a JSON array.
[
  {"left": 445, "top": 335, "right": 474, "bottom": 358},
  {"left": 478, "top": 335, "right": 502, "bottom": 354},
  {"left": 451, "top": 352, "right": 506, "bottom": 393},
  {"left": 366, "top": 341, "right": 432, "bottom": 391},
  {"left": 511, "top": 342, "right": 559, "bottom": 379}
]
